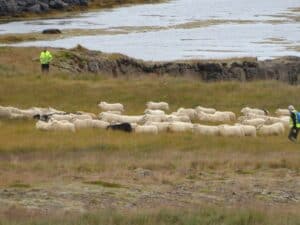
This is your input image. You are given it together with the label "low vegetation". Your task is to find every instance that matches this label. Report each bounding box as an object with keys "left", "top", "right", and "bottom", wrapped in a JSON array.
[{"left": 0, "top": 47, "right": 299, "bottom": 224}]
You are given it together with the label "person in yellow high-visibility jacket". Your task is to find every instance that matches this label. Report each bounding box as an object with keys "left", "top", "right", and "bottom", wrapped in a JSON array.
[
  {"left": 288, "top": 105, "right": 300, "bottom": 142},
  {"left": 40, "top": 48, "right": 53, "bottom": 73}
]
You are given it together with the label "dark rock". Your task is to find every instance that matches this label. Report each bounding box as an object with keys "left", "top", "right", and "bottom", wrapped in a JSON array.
[
  {"left": 49, "top": 0, "right": 68, "bottom": 9},
  {"left": 53, "top": 47, "right": 300, "bottom": 84},
  {"left": 27, "top": 4, "right": 41, "bottom": 13},
  {"left": 42, "top": 28, "right": 62, "bottom": 34}
]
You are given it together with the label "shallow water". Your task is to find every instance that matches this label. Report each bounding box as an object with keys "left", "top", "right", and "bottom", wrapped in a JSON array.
[{"left": 1, "top": 0, "right": 300, "bottom": 61}]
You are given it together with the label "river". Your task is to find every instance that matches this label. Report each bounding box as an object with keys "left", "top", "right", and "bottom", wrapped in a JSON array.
[{"left": 1, "top": 0, "right": 300, "bottom": 61}]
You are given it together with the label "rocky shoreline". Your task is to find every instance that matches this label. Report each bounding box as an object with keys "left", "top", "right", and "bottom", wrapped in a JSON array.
[
  {"left": 54, "top": 46, "right": 300, "bottom": 84},
  {"left": 0, "top": 0, "right": 89, "bottom": 16}
]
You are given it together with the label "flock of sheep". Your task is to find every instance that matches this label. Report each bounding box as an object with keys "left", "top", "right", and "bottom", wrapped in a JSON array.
[{"left": 0, "top": 101, "right": 291, "bottom": 137}]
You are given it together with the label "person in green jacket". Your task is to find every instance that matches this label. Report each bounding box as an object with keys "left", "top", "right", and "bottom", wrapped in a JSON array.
[
  {"left": 40, "top": 48, "right": 53, "bottom": 73},
  {"left": 288, "top": 105, "right": 300, "bottom": 142}
]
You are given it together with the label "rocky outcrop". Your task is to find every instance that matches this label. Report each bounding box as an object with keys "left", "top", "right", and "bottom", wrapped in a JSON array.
[
  {"left": 0, "top": 0, "right": 88, "bottom": 16},
  {"left": 53, "top": 46, "right": 300, "bottom": 84}
]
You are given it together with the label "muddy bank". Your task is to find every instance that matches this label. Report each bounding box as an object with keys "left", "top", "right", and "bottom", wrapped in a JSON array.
[{"left": 54, "top": 46, "right": 300, "bottom": 84}]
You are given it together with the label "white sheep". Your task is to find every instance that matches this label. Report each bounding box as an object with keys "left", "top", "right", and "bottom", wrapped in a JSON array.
[
  {"left": 241, "top": 107, "right": 268, "bottom": 116},
  {"left": 176, "top": 108, "right": 197, "bottom": 120},
  {"left": 135, "top": 125, "right": 158, "bottom": 134},
  {"left": 275, "top": 108, "right": 290, "bottom": 117},
  {"left": 105, "top": 111, "right": 122, "bottom": 115},
  {"left": 197, "top": 111, "right": 235, "bottom": 123},
  {"left": 240, "top": 118, "right": 266, "bottom": 128},
  {"left": 145, "top": 122, "right": 170, "bottom": 132},
  {"left": 73, "top": 119, "right": 109, "bottom": 129},
  {"left": 219, "top": 125, "right": 245, "bottom": 137},
  {"left": 98, "top": 101, "right": 124, "bottom": 112},
  {"left": 76, "top": 111, "right": 98, "bottom": 119},
  {"left": 278, "top": 116, "right": 290, "bottom": 129},
  {"left": 234, "top": 124, "right": 257, "bottom": 137},
  {"left": 144, "top": 109, "right": 166, "bottom": 116},
  {"left": 264, "top": 116, "right": 282, "bottom": 125},
  {"left": 193, "top": 124, "right": 220, "bottom": 136},
  {"left": 195, "top": 106, "right": 216, "bottom": 114},
  {"left": 166, "top": 114, "right": 191, "bottom": 123},
  {"left": 168, "top": 122, "right": 193, "bottom": 132},
  {"left": 51, "top": 120, "right": 76, "bottom": 132},
  {"left": 99, "top": 112, "right": 143, "bottom": 124},
  {"left": 257, "top": 123, "right": 285, "bottom": 136},
  {"left": 36, "top": 120, "right": 75, "bottom": 132},
  {"left": 139, "top": 114, "right": 167, "bottom": 124},
  {"left": 51, "top": 114, "right": 74, "bottom": 122},
  {"left": 146, "top": 101, "right": 169, "bottom": 111}
]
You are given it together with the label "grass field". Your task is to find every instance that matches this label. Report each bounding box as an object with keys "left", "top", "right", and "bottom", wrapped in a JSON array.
[{"left": 0, "top": 47, "right": 299, "bottom": 224}]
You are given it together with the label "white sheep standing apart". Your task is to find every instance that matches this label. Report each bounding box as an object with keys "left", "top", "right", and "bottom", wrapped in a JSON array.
[
  {"left": 135, "top": 125, "right": 158, "bottom": 134},
  {"left": 193, "top": 124, "right": 220, "bottom": 136},
  {"left": 146, "top": 101, "right": 169, "bottom": 111},
  {"left": 219, "top": 125, "right": 245, "bottom": 137},
  {"left": 257, "top": 123, "right": 285, "bottom": 136},
  {"left": 98, "top": 101, "right": 124, "bottom": 112}
]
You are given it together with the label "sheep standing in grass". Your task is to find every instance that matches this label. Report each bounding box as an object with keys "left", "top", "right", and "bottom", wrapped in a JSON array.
[
  {"left": 195, "top": 106, "right": 216, "bottom": 114},
  {"left": 139, "top": 114, "right": 167, "bottom": 124},
  {"left": 145, "top": 122, "right": 170, "bottom": 132},
  {"left": 257, "top": 123, "right": 285, "bottom": 136},
  {"left": 219, "top": 125, "right": 245, "bottom": 137},
  {"left": 144, "top": 109, "right": 166, "bottom": 116},
  {"left": 275, "top": 108, "right": 290, "bottom": 117},
  {"left": 73, "top": 119, "right": 109, "bottom": 129},
  {"left": 241, "top": 107, "right": 268, "bottom": 116},
  {"left": 98, "top": 101, "right": 124, "bottom": 112},
  {"left": 166, "top": 114, "right": 191, "bottom": 123},
  {"left": 146, "top": 101, "right": 169, "bottom": 111},
  {"left": 135, "top": 125, "right": 158, "bottom": 134},
  {"left": 240, "top": 118, "right": 266, "bottom": 128},
  {"left": 175, "top": 108, "right": 197, "bottom": 120},
  {"left": 99, "top": 112, "right": 143, "bottom": 124},
  {"left": 76, "top": 111, "right": 98, "bottom": 119},
  {"left": 197, "top": 111, "right": 235, "bottom": 123},
  {"left": 193, "top": 124, "right": 220, "bottom": 136},
  {"left": 36, "top": 120, "right": 75, "bottom": 132},
  {"left": 234, "top": 124, "right": 257, "bottom": 137},
  {"left": 168, "top": 122, "right": 193, "bottom": 132}
]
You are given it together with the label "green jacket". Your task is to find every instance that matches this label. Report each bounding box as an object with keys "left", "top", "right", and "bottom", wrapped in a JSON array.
[
  {"left": 290, "top": 110, "right": 300, "bottom": 128},
  {"left": 40, "top": 51, "right": 53, "bottom": 65}
]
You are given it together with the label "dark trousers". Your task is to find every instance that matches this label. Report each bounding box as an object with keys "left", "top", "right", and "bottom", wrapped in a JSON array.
[
  {"left": 288, "top": 127, "right": 299, "bottom": 140},
  {"left": 41, "top": 64, "right": 49, "bottom": 73}
]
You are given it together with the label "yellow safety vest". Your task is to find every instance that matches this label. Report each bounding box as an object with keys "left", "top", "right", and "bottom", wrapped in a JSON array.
[
  {"left": 40, "top": 51, "right": 53, "bottom": 65},
  {"left": 290, "top": 110, "right": 300, "bottom": 128}
]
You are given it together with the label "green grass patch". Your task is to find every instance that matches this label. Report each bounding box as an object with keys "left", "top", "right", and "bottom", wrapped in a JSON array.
[
  {"left": 9, "top": 181, "right": 31, "bottom": 189},
  {"left": 83, "top": 180, "right": 123, "bottom": 188}
]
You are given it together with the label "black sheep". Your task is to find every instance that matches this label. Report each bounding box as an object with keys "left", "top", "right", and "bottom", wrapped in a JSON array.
[{"left": 106, "top": 123, "right": 133, "bottom": 133}]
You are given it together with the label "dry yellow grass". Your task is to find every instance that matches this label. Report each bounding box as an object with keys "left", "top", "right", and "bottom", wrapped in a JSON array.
[{"left": 0, "top": 47, "right": 299, "bottom": 223}]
